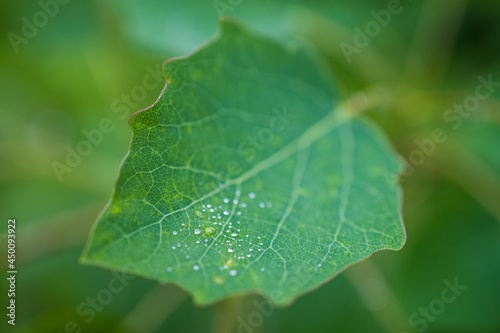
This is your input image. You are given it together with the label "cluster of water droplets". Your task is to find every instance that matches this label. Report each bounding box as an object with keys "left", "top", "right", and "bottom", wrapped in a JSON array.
[{"left": 165, "top": 188, "right": 271, "bottom": 278}]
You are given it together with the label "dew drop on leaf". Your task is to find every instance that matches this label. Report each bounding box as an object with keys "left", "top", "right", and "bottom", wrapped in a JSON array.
[{"left": 204, "top": 226, "right": 217, "bottom": 236}]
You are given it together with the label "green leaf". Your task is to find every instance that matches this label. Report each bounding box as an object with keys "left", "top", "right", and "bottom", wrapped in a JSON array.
[{"left": 80, "top": 18, "right": 405, "bottom": 306}]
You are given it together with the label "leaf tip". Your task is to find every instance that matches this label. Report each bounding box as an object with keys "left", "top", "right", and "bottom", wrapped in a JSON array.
[{"left": 217, "top": 15, "right": 248, "bottom": 37}]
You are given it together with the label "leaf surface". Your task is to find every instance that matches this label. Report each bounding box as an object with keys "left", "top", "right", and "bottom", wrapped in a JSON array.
[{"left": 81, "top": 18, "right": 405, "bottom": 305}]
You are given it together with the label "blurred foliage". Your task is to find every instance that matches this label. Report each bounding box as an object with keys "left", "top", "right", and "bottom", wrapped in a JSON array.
[{"left": 0, "top": 0, "right": 499, "bottom": 332}]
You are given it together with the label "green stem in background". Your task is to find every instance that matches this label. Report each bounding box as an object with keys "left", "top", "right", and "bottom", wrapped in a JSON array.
[
  {"left": 212, "top": 296, "right": 249, "bottom": 333},
  {"left": 344, "top": 260, "right": 412, "bottom": 333},
  {"left": 288, "top": 6, "right": 399, "bottom": 89},
  {"left": 402, "top": 0, "right": 468, "bottom": 85},
  {"left": 119, "top": 284, "right": 188, "bottom": 333},
  {"left": 429, "top": 142, "right": 500, "bottom": 224}
]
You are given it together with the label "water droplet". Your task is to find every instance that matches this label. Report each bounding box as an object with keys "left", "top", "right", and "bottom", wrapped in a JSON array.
[
  {"left": 223, "top": 211, "right": 229, "bottom": 216},
  {"left": 247, "top": 254, "right": 251, "bottom": 257},
  {"left": 228, "top": 249, "right": 234, "bottom": 253},
  {"left": 260, "top": 267, "right": 265, "bottom": 272},
  {"left": 259, "top": 202, "right": 265, "bottom": 208},
  {"left": 249, "top": 193, "right": 256, "bottom": 199},
  {"left": 241, "top": 203, "right": 247, "bottom": 208},
  {"left": 172, "top": 246, "right": 176, "bottom": 250},
  {"left": 173, "top": 231, "right": 178, "bottom": 235},
  {"left": 231, "top": 233, "right": 238, "bottom": 237},
  {"left": 167, "top": 267, "right": 172, "bottom": 272},
  {"left": 229, "top": 269, "right": 237, "bottom": 276},
  {"left": 194, "top": 228, "right": 201, "bottom": 235},
  {"left": 204, "top": 226, "right": 217, "bottom": 236},
  {"left": 233, "top": 199, "right": 239, "bottom": 204},
  {"left": 318, "top": 263, "right": 322, "bottom": 267},
  {"left": 193, "top": 265, "right": 200, "bottom": 271}
]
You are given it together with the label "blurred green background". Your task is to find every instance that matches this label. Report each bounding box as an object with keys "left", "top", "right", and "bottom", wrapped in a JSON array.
[{"left": 1, "top": 0, "right": 499, "bottom": 332}]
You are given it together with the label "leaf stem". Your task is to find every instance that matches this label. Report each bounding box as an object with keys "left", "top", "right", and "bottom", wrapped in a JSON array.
[{"left": 212, "top": 296, "right": 247, "bottom": 333}]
